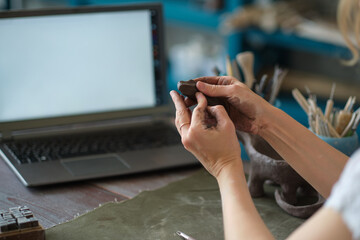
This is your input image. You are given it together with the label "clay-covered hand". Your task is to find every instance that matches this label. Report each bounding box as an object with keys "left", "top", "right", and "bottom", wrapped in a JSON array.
[
  {"left": 170, "top": 90, "right": 242, "bottom": 178},
  {"left": 194, "top": 76, "right": 272, "bottom": 135}
]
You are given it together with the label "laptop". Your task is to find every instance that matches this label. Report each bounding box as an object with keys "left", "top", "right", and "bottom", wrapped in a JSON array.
[{"left": 0, "top": 3, "right": 197, "bottom": 187}]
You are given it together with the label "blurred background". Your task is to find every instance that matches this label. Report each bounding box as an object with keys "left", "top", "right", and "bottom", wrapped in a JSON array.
[{"left": 1, "top": 0, "right": 359, "bottom": 130}]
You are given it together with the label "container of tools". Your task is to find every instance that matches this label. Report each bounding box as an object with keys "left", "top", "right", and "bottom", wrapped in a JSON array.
[{"left": 292, "top": 84, "right": 360, "bottom": 156}]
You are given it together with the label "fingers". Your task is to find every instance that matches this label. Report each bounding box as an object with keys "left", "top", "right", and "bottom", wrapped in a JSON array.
[
  {"left": 194, "top": 76, "right": 236, "bottom": 85},
  {"left": 196, "top": 81, "right": 232, "bottom": 98},
  {"left": 191, "top": 92, "right": 208, "bottom": 128},
  {"left": 170, "top": 90, "right": 191, "bottom": 135},
  {"left": 193, "top": 76, "right": 223, "bottom": 85}
]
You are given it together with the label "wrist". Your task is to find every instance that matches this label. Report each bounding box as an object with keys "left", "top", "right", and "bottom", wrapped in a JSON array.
[
  {"left": 216, "top": 159, "right": 244, "bottom": 184},
  {"left": 257, "top": 104, "right": 282, "bottom": 138}
]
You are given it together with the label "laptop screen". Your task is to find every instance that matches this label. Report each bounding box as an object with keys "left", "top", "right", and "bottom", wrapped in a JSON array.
[{"left": 0, "top": 5, "right": 165, "bottom": 123}]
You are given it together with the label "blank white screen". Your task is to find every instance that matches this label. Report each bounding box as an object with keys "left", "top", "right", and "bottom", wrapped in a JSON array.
[{"left": 0, "top": 10, "right": 156, "bottom": 122}]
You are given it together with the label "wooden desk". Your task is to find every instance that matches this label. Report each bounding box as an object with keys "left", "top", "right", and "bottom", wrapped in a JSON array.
[{"left": 0, "top": 159, "right": 200, "bottom": 229}]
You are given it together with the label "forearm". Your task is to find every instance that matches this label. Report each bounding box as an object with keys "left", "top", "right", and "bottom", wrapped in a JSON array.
[
  {"left": 217, "top": 161, "right": 274, "bottom": 240},
  {"left": 287, "top": 207, "right": 351, "bottom": 240},
  {"left": 259, "top": 106, "right": 349, "bottom": 197}
]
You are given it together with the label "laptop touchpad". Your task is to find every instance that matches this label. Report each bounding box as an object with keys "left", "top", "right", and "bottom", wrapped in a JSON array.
[{"left": 61, "top": 154, "right": 130, "bottom": 176}]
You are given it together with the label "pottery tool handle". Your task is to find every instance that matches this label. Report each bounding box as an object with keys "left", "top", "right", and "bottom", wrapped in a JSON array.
[
  {"left": 324, "top": 99, "right": 334, "bottom": 120},
  {"left": 269, "top": 68, "right": 287, "bottom": 105},
  {"left": 258, "top": 74, "right": 267, "bottom": 94},
  {"left": 336, "top": 110, "right": 352, "bottom": 134},
  {"left": 343, "top": 96, "right": 356, "bottom": 112},
  {"left": 236, "top": 52, "right": 255, "bottom": 89},
  {"left": 352, "top": 113, "right": 360, "bottom": 132},
  {"left": 327, "top": 120, "right": 341, "bottom": 138},
  {"left": 341, "top": 113, "right": 357, "bottom": 137},
  {"left": 231, "top": 59, "right": 242, "bottom": 81},
  {"left": 324, "top": 83, "right": 336, "bottom": 120},
  {"left": 292, "top": 88, "right": 309, "bottom": 114},
  {"left": 226, "top": 55, "right": 233, "bottom": 77}
]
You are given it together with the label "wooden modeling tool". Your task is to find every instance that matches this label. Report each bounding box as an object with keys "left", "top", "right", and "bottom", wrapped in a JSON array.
[
  {"left": 236, "top": 51, "right": 255, "bottom": 89},
  {"left": 343, "top": 96, "right": 352, "bottom": 111},
  {"left": 269, "top": 67, "right": 287, "bottom": 105},
  {"left": 341, "top": 113, "right": 357, "bottom": 137},
  {"left": 316, "top": 101, "right": 340, "bottom": 138},
  {"left": 304, "top": 85, "right": 316, "bottom": 103},
  {"left": 336, "top": 110, "right": 352, "bottom": 134},
  {"left": 343, "top": 96, "right": 356, "bottom": 112},
  {"left": 352, "top": 113, "right": 360, "bottom": 133},
  {"left": 347, "top": 96, "right": 356, "bottom": 112},
  {"left": 257, "top": 74, "right": 267, "bottom": 95},
  {"left": 292, "top": 88, "right": 309, "bottom": 114},
  {"left": 231, "top": 59, "right": 242, "bottom": 81},
  {"left": 226, "top": 55, "right": 233, "bottom": 77},
  {"left": 324, "top": 83, "right": 336, "bottom": 120}
]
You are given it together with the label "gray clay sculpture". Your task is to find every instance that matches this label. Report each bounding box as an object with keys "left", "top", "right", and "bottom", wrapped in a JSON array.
[{"left": 238, "top": 131, "right": 325, "bottom": 219}]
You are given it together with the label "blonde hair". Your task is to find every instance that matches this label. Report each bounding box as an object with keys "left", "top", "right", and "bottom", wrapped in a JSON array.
[{"left": 338, "top": 0, "right": 360, "bottom": 65}]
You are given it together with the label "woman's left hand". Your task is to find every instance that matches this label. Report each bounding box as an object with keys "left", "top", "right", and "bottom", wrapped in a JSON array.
[{"left": 170, "top": 90, "right": 242, "bottom": 178}]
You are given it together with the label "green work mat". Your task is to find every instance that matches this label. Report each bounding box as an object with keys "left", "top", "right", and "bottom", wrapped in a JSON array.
[{"left": 45, "top": 169, "right": 304, "bottom": 240}]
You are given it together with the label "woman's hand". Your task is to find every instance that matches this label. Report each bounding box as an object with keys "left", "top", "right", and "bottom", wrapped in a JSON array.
[
  {"left": 193, "top": 76, "right": 273, "bottom": 135},
  {"left": 170, "top": 90, "right": 242, "bottom": 178}
]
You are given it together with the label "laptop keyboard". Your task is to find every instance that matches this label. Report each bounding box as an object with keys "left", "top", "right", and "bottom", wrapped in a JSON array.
[{"left": 3, "top": 123, "right": 181, "bottom": 165}]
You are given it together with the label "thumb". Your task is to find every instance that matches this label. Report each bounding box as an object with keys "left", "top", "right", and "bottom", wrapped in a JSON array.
[{"left": 196, "top": 81, "right": 230, "bottom": 98}]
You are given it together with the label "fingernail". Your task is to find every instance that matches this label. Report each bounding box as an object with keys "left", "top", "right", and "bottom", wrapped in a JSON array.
[{"left": 196, "top": 81, "right": 203, "bottom": 90}]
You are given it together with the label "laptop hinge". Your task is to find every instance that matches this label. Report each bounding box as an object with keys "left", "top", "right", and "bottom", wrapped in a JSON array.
[
  {"left": 3, "top": 114, "right": 170, "bottom": 141},
  {"left": 1, "top": 130, "right": 13, "bottom": 142}
]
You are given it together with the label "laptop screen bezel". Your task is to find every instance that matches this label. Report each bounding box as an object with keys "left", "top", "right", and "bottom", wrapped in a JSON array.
[{"left": 0, "top": 3, "right": 169, "bottom": 138}]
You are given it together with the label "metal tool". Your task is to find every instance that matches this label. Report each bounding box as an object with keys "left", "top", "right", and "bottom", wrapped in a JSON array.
[
  {"left": 176, "top": 231, "right": 197, "bottom": 240},
  {"left": 343, "top": 96, "right": 356, "bottom": 112}
]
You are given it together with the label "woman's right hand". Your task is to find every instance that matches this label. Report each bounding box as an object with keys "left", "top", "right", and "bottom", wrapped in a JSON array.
[
  {"left": 170, "top": 90, "right": 242, "bottom": 179},
  {"left": 194, "top": 76, "right": 273, "bottom": 135}
]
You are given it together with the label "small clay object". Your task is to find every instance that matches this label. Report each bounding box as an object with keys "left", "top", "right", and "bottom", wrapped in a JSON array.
[
  {"left": 177, "top": 80, "right": 229, "bottom": 110},
  {"left": 177, "top": 80, "right": 198, "bottom": 101},
  {"left": 17, "top": 217, "right": 31, "bottom": 229},
  {"left": 0, "top": 206, "right": 44, "bottom": 240}
]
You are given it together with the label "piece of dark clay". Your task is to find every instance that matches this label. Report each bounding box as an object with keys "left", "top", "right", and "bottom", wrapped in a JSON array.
[
  {"left": 177, "top": 80, "right": 198, "bottom": 101},
  {"left": 177, "top": 80, "right": 228, "bottom": 108}
]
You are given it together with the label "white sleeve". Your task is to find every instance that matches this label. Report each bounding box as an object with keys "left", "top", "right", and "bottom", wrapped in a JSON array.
[{"left": 325, "top": 148, "right": 360, "bottom": 240}]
